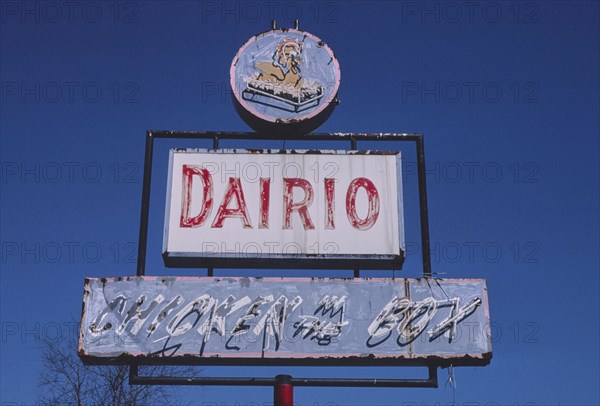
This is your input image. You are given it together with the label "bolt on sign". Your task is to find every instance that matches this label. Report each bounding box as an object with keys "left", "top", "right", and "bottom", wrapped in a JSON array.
[
  {"left": 79, "top": 277, "right": 492, "bottom": 366},
  {"left": 162, "top": 149, "right": 405, "bottom": 269}
]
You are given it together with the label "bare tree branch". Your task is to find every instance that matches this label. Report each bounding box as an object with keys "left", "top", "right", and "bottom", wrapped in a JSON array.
[{"left": 37, "top": 332, "right": 193, "bottom": 406}]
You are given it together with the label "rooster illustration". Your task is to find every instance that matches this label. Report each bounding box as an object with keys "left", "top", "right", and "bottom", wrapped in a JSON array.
[{"left": 255, "top": 38, "right": 303, "bottom": 89}]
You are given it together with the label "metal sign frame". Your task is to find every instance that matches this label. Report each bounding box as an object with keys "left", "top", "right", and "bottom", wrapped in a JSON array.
[{"left": 129, "top": 130, "right": 436, "bottom": 388}]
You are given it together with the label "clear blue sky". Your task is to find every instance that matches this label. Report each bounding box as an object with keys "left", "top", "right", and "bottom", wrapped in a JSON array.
[{"left": 1, "top": 1, "right": 599, "bottom": 405}]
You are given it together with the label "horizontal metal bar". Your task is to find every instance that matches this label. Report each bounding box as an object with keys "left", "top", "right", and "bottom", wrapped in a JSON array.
[
  {"left": 130, "top": 376, "right": 275, "bottom": 386},
  {"left": 163, "top": 254, "right": 405, "bottom": 270},
  {"left": 129, "top": 367, "right": 437, "bottom": 388},
  {"left": 147, "top": 130, "right": 423, "bottom": 142}
]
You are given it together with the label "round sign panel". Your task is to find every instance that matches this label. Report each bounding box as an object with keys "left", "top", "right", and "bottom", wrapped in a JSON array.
[{"left": 230, "top": 28, "right": 341, "bottom": 135}]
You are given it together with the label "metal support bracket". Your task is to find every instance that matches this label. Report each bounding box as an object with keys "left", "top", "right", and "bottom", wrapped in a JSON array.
[{"left": 130, "top": 365, "right": 438, "bottom": 388}]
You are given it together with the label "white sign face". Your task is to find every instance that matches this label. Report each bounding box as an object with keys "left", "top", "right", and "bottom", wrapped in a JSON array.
[{"left": 163, "top": 150, "right": 404, "bottom": 269}]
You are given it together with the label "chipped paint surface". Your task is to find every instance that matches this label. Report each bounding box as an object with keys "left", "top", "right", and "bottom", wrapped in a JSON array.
[
  {"left": 163, "top": 149, "right": 404, "bottom": 269},
  {"left": 79, "top": 277, "right": 491, "bottom": 366},
  {"left": 230, "top": 28, "right": 340, "bottom": 133}
]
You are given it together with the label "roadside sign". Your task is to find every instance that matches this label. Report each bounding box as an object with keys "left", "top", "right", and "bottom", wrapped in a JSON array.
[
  {"left": 79, "top": 277, "right": 491, "bottom": 366},
  {"left": 230, "top": 27, "right": 341, "bottom": 135},
  {"left": 163, "top": 149, "right": 405, "bottom": 269}
]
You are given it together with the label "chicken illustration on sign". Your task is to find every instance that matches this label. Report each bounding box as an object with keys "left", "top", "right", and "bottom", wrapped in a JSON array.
[
  {"left": 245, "top": 37, "right": 324, "bottom": 112},
  {"left": 230, "top": 27, "right": 341, "bottom": 135}
]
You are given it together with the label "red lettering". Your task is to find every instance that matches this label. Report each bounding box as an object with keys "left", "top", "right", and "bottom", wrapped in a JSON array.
[
  {"left": 180, "top": 165, "right": 213, "bottom": 228},
  {"left": 259, "top": 178, "right": 270, "bottom": 229},
  {"left": 283, "top": 178, "right": 315, "bottom": 230},
  {"left": 211, "top": 177, "right": 252, "bottom": 228},
  {"left": 181, "top": 173, "right": 382, "bottom": 231},
  {"left": 346, "top": 177, "right": 380, "bottom": 230},
  {"left": 324, "top": 178, "right": 335, "bottom": 229}
]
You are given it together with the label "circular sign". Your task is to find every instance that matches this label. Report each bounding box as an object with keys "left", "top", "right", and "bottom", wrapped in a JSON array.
[{"left": 230, "top": 28, "right": 341, "bottom": 135}]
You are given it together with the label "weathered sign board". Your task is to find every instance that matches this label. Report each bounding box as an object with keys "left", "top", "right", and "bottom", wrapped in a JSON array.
[
  {"left": 79, "top": 277, "right": 491, "bottom": 366},
  {"left": 230, "top": 27, "right": 341, "bottom": 135},
  {"left": 163, "top": 149, "right": 405, "bottom": 269}
]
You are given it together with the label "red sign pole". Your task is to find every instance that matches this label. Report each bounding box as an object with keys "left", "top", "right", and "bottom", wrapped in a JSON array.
[{"left": 274, "top": 375, "right": 293, "bottom": 406}]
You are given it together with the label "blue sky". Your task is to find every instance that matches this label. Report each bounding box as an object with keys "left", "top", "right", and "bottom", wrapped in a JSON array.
[{"left": 1, "top": 1, "right": 599, "bottom": 405}]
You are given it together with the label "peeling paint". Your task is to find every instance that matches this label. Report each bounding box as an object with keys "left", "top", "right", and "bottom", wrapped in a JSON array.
[
  {"left": 230, "top": 28, "right": 341, "bottom": 134},
  {"left": 79, "top": 277, "right": 491, "bottom": 366}
]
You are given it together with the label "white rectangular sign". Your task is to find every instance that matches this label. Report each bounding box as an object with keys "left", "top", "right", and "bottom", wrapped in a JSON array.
[{"left": 163, "top": 149, "right": 404, "bottom": 269}]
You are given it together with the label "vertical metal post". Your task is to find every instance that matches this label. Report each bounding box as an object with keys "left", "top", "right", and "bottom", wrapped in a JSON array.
[
  {"left": 131, "top": 131, "right": 154, "bottom": 389},
  {"left": 351, "top": 136, "right": 359, "bottom": 279},
  {"left": 274, "top": 375, "right": 293, "bottom": 406},
  {"left": 209, "top": 134, "right": 218, "bottom": 277},
  {"left": 428, "top": 365, "right": 438, "bottom": 387},
  {"left": 136, "top": 131, "right": 155, "bottom": 276},
  {"left": 415, "top": 135, "right": 432, "bottom": 278}
]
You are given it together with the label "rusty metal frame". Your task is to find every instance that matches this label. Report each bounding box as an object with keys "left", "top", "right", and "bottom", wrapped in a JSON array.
[
  {"left": 130, "top": 130, "right": 436, "bottom": 388},
  {"left": 130, "top": 366, "right": 439, "bottom": 388}
]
